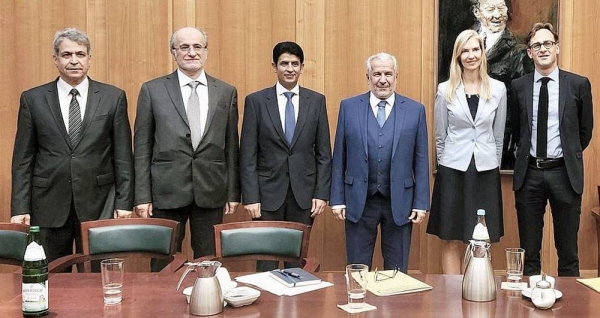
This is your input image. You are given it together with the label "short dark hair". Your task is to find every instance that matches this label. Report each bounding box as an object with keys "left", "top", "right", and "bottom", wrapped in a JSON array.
[
  {"left": 272, "top": 41, "right": 304, "bottom": 64},
  {"left": 525, "top": 22, "right": 559, "bottom": 46}
]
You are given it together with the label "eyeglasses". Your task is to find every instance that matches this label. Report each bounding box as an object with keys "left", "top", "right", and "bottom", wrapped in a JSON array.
[
  {"left": 374, "top": 266, "right": 399, "bottom": 282},
  {"left": 172, "top": 44, "right": 207, "bottom": 53},
  {"left": 529, "top": 41, "right": 556, "bottom": 51}
]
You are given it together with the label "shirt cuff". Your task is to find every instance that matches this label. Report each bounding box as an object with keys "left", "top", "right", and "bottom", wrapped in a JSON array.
[{"left": 331, "top": 205, "right": 346, "bottom": 210}]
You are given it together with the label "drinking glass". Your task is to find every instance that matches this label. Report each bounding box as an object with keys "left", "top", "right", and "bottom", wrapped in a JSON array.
[
  {"left": 345, "top": 264, "right": 368, "bottom": 309},
  {"left": 101, "top": 258, "right": 124, "bottom": 304},
  {"left": 505, "top": 248, "right": 524, "bottom": 288}
]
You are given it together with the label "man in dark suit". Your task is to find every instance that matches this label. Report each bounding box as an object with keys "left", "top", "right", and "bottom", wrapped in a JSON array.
[
  {"left": 134, "top": 27, "right": 240, "bottom": 270},
  {"left": 511, "top": 23, "right": 593, "bottom": 276},
  {"left": 330, "top": 53, "right": 430, "bottom": 272},
  {"left": 240, "top": 41, "right": 331, "bottom": 271},
  {"left": 11, "top": 28, "right": 134, "bottom": 262}
]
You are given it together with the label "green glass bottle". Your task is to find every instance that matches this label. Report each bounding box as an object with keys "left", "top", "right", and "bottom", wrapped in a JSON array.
[{"left": 22, "top": 226, "right": 48, "bottom": 317}]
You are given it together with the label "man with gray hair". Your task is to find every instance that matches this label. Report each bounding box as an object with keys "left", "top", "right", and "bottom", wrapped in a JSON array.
[
  {"left": 330, "top": 53, "right": 430, "bottom": 272},
  {"left": 11, "top": 28, "right": 134, "bottom": 263},
  {"left": 134, "top": 27, "right": 240, "bottom": 271}
]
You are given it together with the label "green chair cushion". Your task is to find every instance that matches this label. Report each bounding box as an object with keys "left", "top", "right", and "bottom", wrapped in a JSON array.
[
  {"left": 220, "top": 227, "right": 303, "bottom": 258},
  {"left": 88, "top": 225, "right": 172, "bottom": 255},
  {"left": 0, "top": 230, "right": 28, "bottom": 262}
]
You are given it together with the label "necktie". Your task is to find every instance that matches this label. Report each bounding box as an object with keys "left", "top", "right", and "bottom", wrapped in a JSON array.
[
  {"left": 536, "top": 77, "right": 551, "bottom": 158},
  {"left": 284, "top": 92, "right": 295, "bottom": 145},
  {"left": 68, "top": 89, "right": 82, "bottom": 146},
  {"left": 377, "top": 100, "right": 386, "bottom": 127},
  {"left": 187, "top": 81, "right": 201, "bottom": 150}
]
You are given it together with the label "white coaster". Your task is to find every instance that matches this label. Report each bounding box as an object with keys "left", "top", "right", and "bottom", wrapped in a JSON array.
[
  {"left": 501, "top": 281, "right": 528, "bottom": 290},
  {"left": 337, "top": 303, "right": 377, "bottom": 313}
]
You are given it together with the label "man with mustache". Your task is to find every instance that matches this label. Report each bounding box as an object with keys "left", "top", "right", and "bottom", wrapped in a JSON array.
[
  {"left": 471, "top": 0, "right": 533, "bottom": 169},
  {"left": 240, "top": 42, "right": 332, "bottom": 271},
  {"left": 134, "top": 27, "right": 240, "bottom": 271},
  {"left": 11, "top": 28, "right": 134, "bottom": 263}
]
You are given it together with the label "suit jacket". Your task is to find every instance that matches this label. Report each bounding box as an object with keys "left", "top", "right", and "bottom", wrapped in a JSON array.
[
  {"left": 11, "top": 78, "right": 134, "bottom": 227},
  {"left": 134, "top": 71, "right": 240, "bottom": 209},
  {"left": 330, "top": 92, "right": 430, "bottom": 226},
  {"left": 511, "top": 69, "right": 594, "bottom": 194},
  {"left": 435, "top": 78, "right": 507, "bottom": 171},
  {"left": 240, "top": 86, "right": 331, "bottom": 211}
]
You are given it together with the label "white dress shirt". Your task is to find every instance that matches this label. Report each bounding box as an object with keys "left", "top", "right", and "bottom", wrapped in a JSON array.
[
  {"left": 531, "top": 68, "right": 562, "bottom": 158},
  {"left": 275, "top": 81, "right": 300, "bottom": 133},
  {"left": 57, "top": 77, "right": 89, "bottom": 131},
  {"left": 369, "top": 93, "right": 395, "bottom": 120},
  {"left": 178, "top": 69, "right": 209, "bottom": 136}
]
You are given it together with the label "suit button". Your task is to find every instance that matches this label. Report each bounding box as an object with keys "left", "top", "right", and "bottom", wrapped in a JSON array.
[
  {"left": 472, "top": 125, "right": 475, "bottom": 129},
  {"left": 379, "top": 133, "right": 383, "bottom": 137},
  {"left": 377, "top": 184, "right": 381, "bottom": 188},
  {"left": 364, "top": 158, "right": 368, "bottom": 162},
  {"left": 364, "top": 178, "right": 367, "bottom": 182},
  {"left": 378, "top": 159, "right": 382, "bottom": 163},
  {"left": 71, "top": 155, "right": 75, "bottom": 159},
  {"left": 68, "top": 179, "right": 72, "bottom": 183}
]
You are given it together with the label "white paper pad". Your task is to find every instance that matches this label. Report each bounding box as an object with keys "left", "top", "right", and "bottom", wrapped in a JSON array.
[
  {"left": 235, "top": 272, "right": 333, "bottom": 296},
  {"left": 337, "top": 303, "right": 377, "bottom": 313}
]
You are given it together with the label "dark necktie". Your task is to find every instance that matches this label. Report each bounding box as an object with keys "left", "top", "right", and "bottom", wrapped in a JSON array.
[
  {"left": 284, "top": 92, "right": 295, "bottom": 145},
  {"left": 377, "top": 100, "right": 386, "bottom": 127},
  {"left": 68, "top": 89, "right": 82, "bottom": 146},
  {"left": 536, "top": 77, "right": 551, "bottom": 158},
  {"left": 187, "top": 81, "right": 201, "bottom": 150}
]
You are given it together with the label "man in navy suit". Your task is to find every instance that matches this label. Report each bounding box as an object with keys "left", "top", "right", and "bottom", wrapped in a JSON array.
[
  {"left": 240, "top": 41, "right": 331, "bottom": 271},
  {"left": 511, "top": 23, "right": 593, "bottom": 276},
  {"left": 330, "top": 53, "right": 430, "bottom": 272}
]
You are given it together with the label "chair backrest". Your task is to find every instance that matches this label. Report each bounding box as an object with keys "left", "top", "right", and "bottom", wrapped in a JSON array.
[
  {"left": 214, "top": 221, "right": 311, "bottom": 265},
  {"left": 0, "top": 223, "right": 29, "bottom": 266},
  {"left": 50, "top": 218, "right": 181, "bottom": 273}
]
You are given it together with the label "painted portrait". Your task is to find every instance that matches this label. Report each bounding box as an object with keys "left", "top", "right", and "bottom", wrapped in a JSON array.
[{"left": 438, "top": 0, "right": 559, "bottom": 171}]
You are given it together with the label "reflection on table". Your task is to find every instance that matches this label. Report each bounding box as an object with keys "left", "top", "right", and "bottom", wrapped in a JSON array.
[{"left": 0, "top": 272, "right": 599, "bottom": 317}]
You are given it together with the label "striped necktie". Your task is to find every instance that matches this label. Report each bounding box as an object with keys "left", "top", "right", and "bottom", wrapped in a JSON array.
[{"left": 68, "top": 89, "right": 82, "bottom": 146}]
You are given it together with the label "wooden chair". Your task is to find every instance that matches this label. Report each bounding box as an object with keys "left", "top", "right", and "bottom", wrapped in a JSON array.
[
  {"left": 194, "top": 221, "right": 320, "bottom": 272},
  {"left": 0, "top": 223, "right": 29, "bottom": 266},
  {"left": 48, "top": 218, "right": 186, "bottom": 273}
]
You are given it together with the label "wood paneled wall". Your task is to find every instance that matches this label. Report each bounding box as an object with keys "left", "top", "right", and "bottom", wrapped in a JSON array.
[{"left": 1, "top": 0, "right": 598, "bottom": 275}]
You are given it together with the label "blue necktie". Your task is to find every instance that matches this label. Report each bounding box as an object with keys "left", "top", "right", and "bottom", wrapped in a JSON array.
[
  {"left": 284, "top": 92, "right": 295, "bottom": 145},
  {"left": 377, "top": 100, "right": 386, "bottom": 127}
]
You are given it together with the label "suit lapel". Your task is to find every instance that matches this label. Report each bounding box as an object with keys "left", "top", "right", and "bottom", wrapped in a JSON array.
[
  {"left": 525, "top": 74, "right": 535, "bottom": 135},
  {"left": 391, "top": 94, "right": 406, "bottom": 159},
  {"left": 359, "top": 94, "right": 369, "bottom": 157},
  {"left": 264, "top": 86, "right": 287, "bottom": 146},
  {"left": 164, "top": 71, "right": 188, "bottom": 127},
  {"left": 76, "top": 79, "right": 101, "bottom": 148},
  {"left": 289, "top": 87, "right": 310, "bottom": 148},
  {"left": 558, "top": 70, "right": 566, "bottom": 122},
  {"left": 44, "top": 80, "right": 71, "bottom": 147},
  {"left": 202, "top": 74, "right": 219, "bottom": 140},
  {"left": 456, "top": 84, "right": 475, "bottom": 125}
]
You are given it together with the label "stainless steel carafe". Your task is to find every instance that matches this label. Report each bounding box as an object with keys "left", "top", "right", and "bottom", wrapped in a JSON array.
[
  {"left": 177, "top": 261, "right": 224, "bottom": 316},
  {"left": 462, "top": 241, "right": 496, "bottom": 302}
]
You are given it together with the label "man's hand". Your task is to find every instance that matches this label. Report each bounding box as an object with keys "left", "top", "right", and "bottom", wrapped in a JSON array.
[
  {"left": 11, "top": 214, "right": 31, "bottom": 225},
  {"left": 114, "top": 209, "right": 133, "bottom": 218},
  {"left": 331, "top": 208, "right": 345, "bottom": 221},
  {"left": 310, "top": 199, "right": 327, "bottom": 218},
  {"left": 135, "top": 203, "right": 153, "bottom": 218},
  {"left": 224, "top": 202, "right": 239, "bottom": 215},
  {"left": 244, "top": 203, "right": 261, "bottom": 219},
  {"left": 409, "top": 211, "right": 427, "bottom": 224}
]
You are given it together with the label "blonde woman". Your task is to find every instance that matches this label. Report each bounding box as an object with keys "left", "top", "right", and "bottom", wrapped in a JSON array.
[{"left": 426, "top": 30, "right": 506, "bottom": 274}]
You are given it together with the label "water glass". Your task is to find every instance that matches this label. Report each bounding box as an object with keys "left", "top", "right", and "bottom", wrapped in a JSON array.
[
  {"left": 101, "top": 258, "right": 124, "bottom": 304},
  {"left": 345, "top": 264, "right": 368, "bottom": 309},
  {"left": 505, "top": 248, "right": 524, "bottom": 287}
]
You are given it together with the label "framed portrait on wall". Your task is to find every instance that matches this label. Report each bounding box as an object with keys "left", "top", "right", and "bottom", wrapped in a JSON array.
[{"left": 437, "top": 0, "right": 559, "bottom": 172}]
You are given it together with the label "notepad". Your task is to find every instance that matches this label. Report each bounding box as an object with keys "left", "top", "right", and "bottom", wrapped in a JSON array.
[
  {"left": 364, "top": 271, "right": 432, "bottom": 296},
  {"left": 577, "top": 277, "right": 600, "bottom": 293},
  {"left": 269, "top": 268, "right": 322, "bottom": 287}
]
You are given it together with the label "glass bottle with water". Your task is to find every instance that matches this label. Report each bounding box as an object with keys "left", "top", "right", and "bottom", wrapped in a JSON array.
[
  {"left": 472, "top": 209, "right": 490, "bottom": 243},
  {"left": 22, "top": 226, "right": 49, "bottom": 317}
]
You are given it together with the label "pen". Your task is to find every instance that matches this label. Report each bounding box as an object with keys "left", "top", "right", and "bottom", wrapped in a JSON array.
[{"left": 281, "top": 270, "right": 301, "bottom": 278}]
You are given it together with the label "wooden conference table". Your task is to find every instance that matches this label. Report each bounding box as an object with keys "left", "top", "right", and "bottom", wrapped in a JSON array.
[{"left": 0, "top": 272, "right": 598, "bottom": 317}]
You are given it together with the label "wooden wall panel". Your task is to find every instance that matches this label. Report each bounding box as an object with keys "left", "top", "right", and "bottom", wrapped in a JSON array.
[{"left": 1, "top": 0, "right": 599, "bottom": 275}]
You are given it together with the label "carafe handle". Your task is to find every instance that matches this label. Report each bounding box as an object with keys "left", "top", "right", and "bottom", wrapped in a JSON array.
[{"left": 177, "top": 266, "right": 195, "bottom": 291}]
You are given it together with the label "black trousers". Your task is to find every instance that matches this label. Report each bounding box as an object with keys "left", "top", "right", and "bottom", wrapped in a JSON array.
[
  {"left": 253, "top": 187, "right": 313, "bottom": 271},
  {"left": 151, "top": 203, "right": 223, "bottom": 272},
  {"left": 515, "top": 164, "right": 581, "bottom": 277}
]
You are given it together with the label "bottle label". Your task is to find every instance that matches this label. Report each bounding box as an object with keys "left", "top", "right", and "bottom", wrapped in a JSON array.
[
  {"left": 24, "top": 242, "right": 46, "bottom": 261},
  {"left": 472, "top": 224, "right": 490, "bottom": 240},
  {"left": 22, "top": 280, "right": 48, "bottom": 312}
]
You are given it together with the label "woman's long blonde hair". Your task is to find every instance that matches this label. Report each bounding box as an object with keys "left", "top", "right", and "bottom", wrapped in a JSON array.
[{"left": 444, "top": 29, "right": 491, "bottom": 103}]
